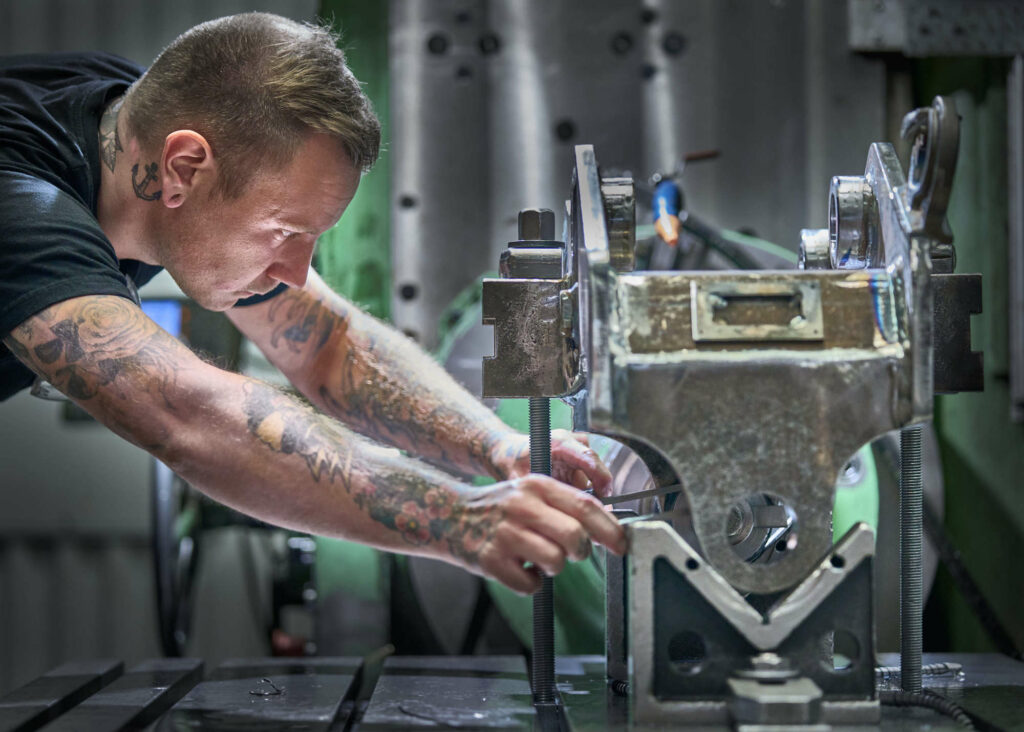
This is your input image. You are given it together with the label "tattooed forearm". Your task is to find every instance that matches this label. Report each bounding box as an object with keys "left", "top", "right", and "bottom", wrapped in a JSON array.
[
  {"left": 242, "top": 380, "right": 502, "bottom": 561},
  {"left": 267, "top": 290, "right": 340, "bottom": 353},
  {"left": 99, "top": 97, "right": 124, "bottom": 173},
  {"left": 243, "top": 381, "right": 355, "bottom": 488},
  {"left": 9, "top": 297, "right": 184, "bottom": 405},
  {"left": 131, "top": 162, "right": 162, "bottom": 201}
]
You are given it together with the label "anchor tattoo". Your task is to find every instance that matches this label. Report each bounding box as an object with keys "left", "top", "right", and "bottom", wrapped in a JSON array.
[{"left": 131, "top": 162, "right": 162, "bottom": 201}]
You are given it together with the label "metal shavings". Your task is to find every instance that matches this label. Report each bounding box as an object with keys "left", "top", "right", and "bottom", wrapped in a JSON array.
[{"left": 249, "top": 677, "right": 285, "bottom": 696}]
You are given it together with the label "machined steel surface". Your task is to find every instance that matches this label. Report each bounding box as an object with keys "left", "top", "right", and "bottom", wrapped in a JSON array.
[
  {"left": 43, "top": 658, "right": 202, "bottom": 732},
  {"left": 359, "top": 656, "right": 534, "bottom": 730},
  {"left": 157, "top": 658, "right": 359, "bottom": 731},
  {"left": 0, "top": 659, "right": 123, "bottom": 732}
]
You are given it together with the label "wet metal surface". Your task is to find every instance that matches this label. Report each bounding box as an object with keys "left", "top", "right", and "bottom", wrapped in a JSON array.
[
  {"left": 0, "top": 659, "right": 123, "bottom": 732},
  {"left": 40, "top": 658, "right": 202, "bottom": 732},
  {"left": 357, "top": 656, "right": 535, "bottom": 730},
  {"left": 157, "top": 658, "right": 359, "bottom": 731}
]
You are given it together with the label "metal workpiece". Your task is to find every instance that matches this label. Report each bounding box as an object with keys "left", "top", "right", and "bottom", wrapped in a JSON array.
[
  {"left": 599, "top": 177, "right": 636, "bottom": 273},
  {"left": 590, "top": 269, "right": 905, "bottom": 594},
  {"left": 798, "top": 228, "right": 831, "bottom": 270},
  {"left": 862, "top": 141, "right": 936, "bottom": 423},
  {"left": 628, "top": 522, "right": 879, "bottom": 725},
  {"left": 901, "top": 96, "right": 959, "bottom": 249},
  {"left": 829, "top": 175, "right": 878, "bottom": 269}
]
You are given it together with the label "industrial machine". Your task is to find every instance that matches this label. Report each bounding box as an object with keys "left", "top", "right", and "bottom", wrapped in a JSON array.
[{"left": 477, "top": 95, "right": 992, "bottom": 727}]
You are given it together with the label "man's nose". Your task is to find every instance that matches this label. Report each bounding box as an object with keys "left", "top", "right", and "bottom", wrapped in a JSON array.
[{"left": 266, "top": 238, "right": 315, "bottom": 289}]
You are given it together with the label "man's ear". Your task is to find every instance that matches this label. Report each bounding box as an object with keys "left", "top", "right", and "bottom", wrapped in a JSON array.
[{"left": 160, "top": 130, "right": 215, "bottom": 209}]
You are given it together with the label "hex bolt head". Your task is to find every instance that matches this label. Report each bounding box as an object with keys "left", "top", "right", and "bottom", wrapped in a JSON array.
[{"left": 518, "top": 208, "right": 555, "bottom": 241}]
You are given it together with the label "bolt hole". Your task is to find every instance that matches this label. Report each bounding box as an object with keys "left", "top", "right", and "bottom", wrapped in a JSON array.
[
  {"left": 610, "top": 31, "right": 633, "bottom": 55},
  {"left": 399, "top": 194, "right": 418, "bottom": 209},
  {"left": 685, "top": 558, "right": 699, "bottom": 571},
  {"left": 554, "top": 119, "right": 576, "bottom": 141},
  {"left": 830, "top": 554, "right": 846, "bottom": 569},
  {"left": 426, "top": 33, "right": 449, "bottom": 55},
  {"left": 455, "top": 65, "right": 473, "bottom": 80},
  {"left": 402, "top": 329, "right": 419, "bottom": 342},
  {"left": 641, "top": 63, "right": 658, "bottom": 80},
  {"left": 399, "top": 283, "right": 419, "bottom": 301},
  {"left": 662, "top": 31, "right": 687, "bottom": 56},
  {"left": 667, "top": 631, "right": 705, "bottom": 675},
  {"left": 478, "top": 33, "right": 501, "bottom": 55},
  {"left": 454, "top": 9, "right": 472, "bottom": 24},
  {"left": 821, "top": 629, "right": 861, "bottom": 672},
  {"left": 640, "top": 7, "right": 658, "bottom": 24}
]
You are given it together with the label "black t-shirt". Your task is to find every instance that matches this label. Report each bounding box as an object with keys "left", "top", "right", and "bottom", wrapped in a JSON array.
[{"left": 0, "top": 52, "right": 282, "bottom": 401}]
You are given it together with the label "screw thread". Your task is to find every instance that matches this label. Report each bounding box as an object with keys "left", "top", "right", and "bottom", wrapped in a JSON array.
[
  {"left": 528, "top": 397, "right": 555, "bottom": 703},
  {"left": 900, "top": 424, "right": 924, "bottom": 693}
]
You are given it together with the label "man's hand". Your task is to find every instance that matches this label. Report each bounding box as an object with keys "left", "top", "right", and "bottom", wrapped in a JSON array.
[
  {"left": 489, "top": 430, "right": 613, "bottom": 498},
  {"left": 449, "top": 475, "right": 627, "bottom": 595}
]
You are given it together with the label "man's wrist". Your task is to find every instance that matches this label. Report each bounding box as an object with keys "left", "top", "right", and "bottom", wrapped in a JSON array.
[{"left": 482, "top": 429, "right": 528, "bottom": 480}]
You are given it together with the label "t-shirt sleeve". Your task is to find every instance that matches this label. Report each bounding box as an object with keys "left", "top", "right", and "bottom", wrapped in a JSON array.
[
  {"left": 0, "top": 168, "right": 137, "bottom": 337},
  {"left": 234, "top": 282, "right": 289, "bottom": 307}
]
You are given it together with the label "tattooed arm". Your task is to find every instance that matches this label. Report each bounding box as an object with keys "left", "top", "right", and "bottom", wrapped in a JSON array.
[
  {"left": 227, "top": 270, "right": 612, "bottom": 493},
  {"left": 4, "top": 295, "right": 625, "bottom": 593}
]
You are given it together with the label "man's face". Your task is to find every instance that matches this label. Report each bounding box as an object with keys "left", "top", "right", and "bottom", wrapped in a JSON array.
[{"left": 159, "top": 133, "right": 360, "bottom": 311}]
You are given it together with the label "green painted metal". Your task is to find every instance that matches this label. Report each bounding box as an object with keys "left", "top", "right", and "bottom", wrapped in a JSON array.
[
  {"left": 316, "top": 0, "right": 391, "bottom": 320},
  {"left": 833, "top": 446, "right": 879, "bottom": 544},
  {"left": 914, "top": 59, "right": 1024, "bottom": 654},
  {"left": 314, "top": 537, "right": 388, "bottom": 603}
]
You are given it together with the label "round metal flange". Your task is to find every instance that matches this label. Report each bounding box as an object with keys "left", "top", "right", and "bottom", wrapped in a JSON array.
[
  {"left": 798, "top": 228, "right": 830, "bottom": 270},
  {"left": 828, "top": 176, "right": 877, "bottom": 269},
  {"left": 601, "top": 177, "right": 637, "bottom": 272}
]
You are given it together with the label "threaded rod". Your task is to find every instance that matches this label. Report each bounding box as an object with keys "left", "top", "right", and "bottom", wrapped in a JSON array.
[
  {"left": 900, "top": 424, "right": 924, "bottom": 693},
  {"left": 529, "top": 397, "right": 555, "bottom": 704}
]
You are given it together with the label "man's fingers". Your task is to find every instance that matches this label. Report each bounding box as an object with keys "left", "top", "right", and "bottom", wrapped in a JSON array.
[
  {"left": 491, "top": 557, "right": 543, "bottom": 595},
  {"left": 527, "top": 477, "right": 628, "bottom": 556},
  {"left": 569, "top": 468, "right": 590, "bottom": 491},
  {"left": 550, "top": 430, "right": 612, "bottom": 497},
  {"left": 506, "top": 493, "right": 595, "bottom": 562},
  {"left": 495, "top": 522, "right": 567, "bottom": 577}
]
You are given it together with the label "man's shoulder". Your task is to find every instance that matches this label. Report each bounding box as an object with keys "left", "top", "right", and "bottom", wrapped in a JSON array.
[{"left": 0, "top": 51, "right": 144, "bottom": 85}]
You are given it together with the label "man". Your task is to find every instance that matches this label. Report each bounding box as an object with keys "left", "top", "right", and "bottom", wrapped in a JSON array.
[{"left": 0, "top": 13, "right": 626, "bottom": 595}]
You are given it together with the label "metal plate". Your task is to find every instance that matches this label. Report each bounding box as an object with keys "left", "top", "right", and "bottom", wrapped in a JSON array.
[
  {"left": 41, "top": 658, "right": 202, "bottom": 732},
  {"left": 157, "top": 658, "right": 359, "bottom": 731},
  {"left": 0, "top": 660, "right": 123, "bottom": 732},
  {"left": 359, "top": 656, "right": 534, "bottom": 729}
]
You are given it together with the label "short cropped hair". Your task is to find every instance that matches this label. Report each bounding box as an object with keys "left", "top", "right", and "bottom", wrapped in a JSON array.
[{"left": 123, "top": 12, "right": 380, "bottom": 198}]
